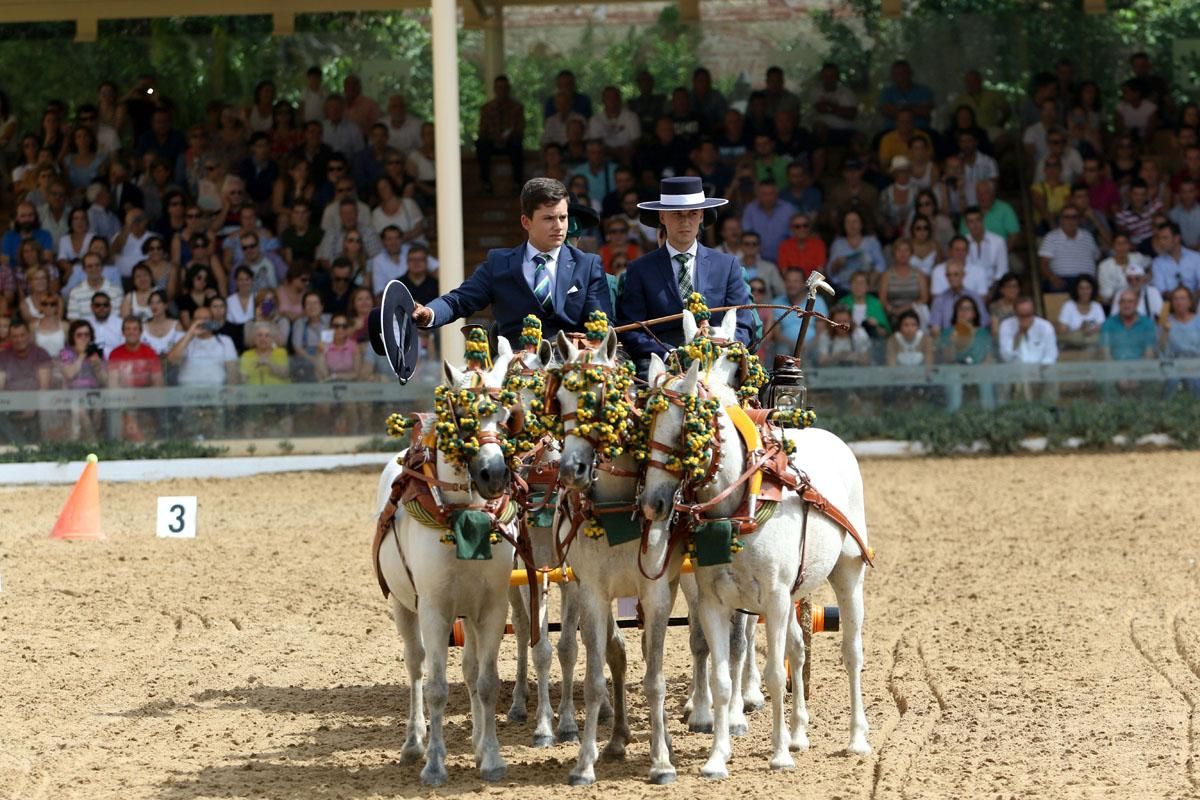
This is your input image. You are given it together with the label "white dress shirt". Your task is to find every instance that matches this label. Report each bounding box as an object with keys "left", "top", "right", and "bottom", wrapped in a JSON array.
[
  {"left": 522, "top": 243, "right": 562, "bottom": 296},
  {"left": 966, "top": 230, "right": 1009, "bottom": 285},
  {"left": 998, "top": 315, "right": 1058, "bottom": 365},
  {"left": 931, "top": 260, "right": 990, "bottom": 299},
  {"left": 666, "top": 240, "right": 699, "bottom": 298}
]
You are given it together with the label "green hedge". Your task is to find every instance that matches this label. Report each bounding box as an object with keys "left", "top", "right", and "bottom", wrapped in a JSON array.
[
  {"left": 817, "top": 398, "right": 1200, "bottom": 456},
  {"left": 0, "top": 440, "right": 227, "bottom": 464}
]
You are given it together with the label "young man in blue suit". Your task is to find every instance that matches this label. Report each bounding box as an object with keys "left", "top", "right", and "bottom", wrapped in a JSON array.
[
  {"left": 411, "top": 178, "right": 612, "bottom": 342},
  {"left": 616, "top": 176, "right": 755, "bottom": 372}
]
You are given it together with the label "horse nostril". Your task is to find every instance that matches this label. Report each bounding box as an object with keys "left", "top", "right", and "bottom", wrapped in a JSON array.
[{"left": 480, "top": 468, "right": 491, "bottom": 483}]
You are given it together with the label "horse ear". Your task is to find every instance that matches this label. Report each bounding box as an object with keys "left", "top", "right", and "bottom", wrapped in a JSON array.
[
  {"left": 679, "top": 360, "right": 701, "bottom": 395},
  {"left": 647, "top": 352, "right": 665, "bottom": 387},
  {"left": 555, "top": 330, "right": 578, "bottom": 363},
  {"left": 443, "top": 360, "right": 465, "bottom": 387},
  {"left": 538, "top": 338, "right": 554, "bottom": 368},
  {"left": 490, "top": 351, "right": 514, "bottom": 384},
  {"left": 495, "top": 335, "right": 513, "bottom": 359},
  {"left": 603, "top": 328, "right": 618, "bottom": 363},
  {"left": 717, "top": 308, "right": 738, "bottom": 341},
  {"left": 682, "top": 310, "right": 698, "bottom": 344}
]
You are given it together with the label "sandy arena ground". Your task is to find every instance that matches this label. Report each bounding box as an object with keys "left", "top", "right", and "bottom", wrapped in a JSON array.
[{"left": 3, "top": 451, "right": 1200, "bottom": 799}]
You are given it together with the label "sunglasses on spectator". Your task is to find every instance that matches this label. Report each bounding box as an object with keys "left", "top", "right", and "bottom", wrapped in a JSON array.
[
  {"left": 751, "top": 286, "right": 767, "bottom": 294},
  {"left": 790, "top": 222, "right": 809, "bottom": 229},
  {"left": 242, "top": 242, "right": 259, "bottom": 250},
  {"left": 332, "top": 322, "right": 350, "bottom": 329}
]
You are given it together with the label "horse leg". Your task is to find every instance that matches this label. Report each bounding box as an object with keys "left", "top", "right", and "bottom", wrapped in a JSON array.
[
  {"left": 556, "top": 580, "right": 581, "bottom": 743},
  {"left": 686, "top": 610, "right": 714, "bottom": 733},
  {"left": 785, "top": 608, "right": 810, "bottom": 752},
  {"left": 460, "top": 623, "right": 483, "bottom": 763},
  {"left": 742, "top": 614, "right": 765, "bottom": 712},
  {"left": 697, "top": 601, "right": 733, "bottom": 779},
  {"left": 416, "top": 607, "right": 453, "bottom": 786},
  {"left": 391, "top": 599, "right": 427, "bottom": 765},
  {"left": 567, "top": 586, "right": 608, "bottom": 786},
  {"left": 506, "top": 585, "right": 530, "bottom": 723},
  {"left": 640, "top": 579, "right": 677, "bottom": 785},
  {"left": 597, "top": 610, "right": 618, "bottom": 726},
  {"left": 601, "top": 611, "right": 630, "bottom": 761},
  {"left": 531, "top": 580, "right": 556, "bottom": 747},
  {"left": 727, "top": 612, "right": 749, "bottom": 737},
  {"left": 829, "top": 561, "right": 871, "bottom": 755},
  {"left": 466, "top": 603, "right": 510, "bottom": 781},
  {"left": 764, "top": 593, "right": 796, "bottom": 771}
]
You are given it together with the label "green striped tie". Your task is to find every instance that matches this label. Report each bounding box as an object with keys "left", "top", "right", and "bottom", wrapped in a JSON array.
[
  {"left": 532, "top": 252, "right": 553, "bottom": 312},
  {"left": 675, "top": 252, "right": 692, "bottom": 301}
]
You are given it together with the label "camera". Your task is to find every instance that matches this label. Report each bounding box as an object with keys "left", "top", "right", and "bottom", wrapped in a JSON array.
[
  {"left": 85, "top": 342, "right": 103, "bottom": 359},
  {"left": 201, "top": 321, "right": 222, "bottom": 333}
]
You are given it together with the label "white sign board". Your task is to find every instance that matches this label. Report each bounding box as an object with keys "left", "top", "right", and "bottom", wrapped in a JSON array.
[{"left": 156, "top": 496, "right": 198, "bottom": 539}]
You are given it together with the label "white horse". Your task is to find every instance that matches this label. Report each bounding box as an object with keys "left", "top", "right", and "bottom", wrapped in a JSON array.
[
  {"left": 502, "top": 339, "right": 605, "bottom": 746},
  {"left": 639, "top": 352, "right": 871, "bottom": 778},
  {"left": 555, "top": 328, "right": 679, "bottom": 785},
  {"left": 374, "top": 345, "right": 517, "bottom": 785}
]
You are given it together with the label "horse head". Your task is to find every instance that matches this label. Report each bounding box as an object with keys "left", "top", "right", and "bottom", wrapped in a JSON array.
[
  {"left": 440, "top": 340, "right": 514, "bottom": 500},
  {"left": 554, "top": 327, "right": 625, "bottom": 491},
  {"left": 639, "top": 356, "right": 710, "bottom": 521},
  {"left": 678, "top": 307, "right": 744, "bottom": 395}
]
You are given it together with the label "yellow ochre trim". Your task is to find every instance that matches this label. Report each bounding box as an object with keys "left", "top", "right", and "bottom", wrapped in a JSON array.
[{"left": 724, "top": 404, "right": 763, "bottom": 498}]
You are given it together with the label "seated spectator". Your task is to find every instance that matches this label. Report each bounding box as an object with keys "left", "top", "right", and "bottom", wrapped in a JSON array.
[
  {"left": 973, "top": 179, "right": 1020, "bottom": 251},
  {"left": 343, "top": 74, "right": 382, "bottom": 134},
  {"left": 715, "top": 108, "right": 749, "bottom": 164},
  {"left": 668, "top": 87, "right": 703, "bottom": 151},
  {"left": 836, "top": 270, "right": 890, "bottom": 339},
  {"left": 599, "top": 218, "right": 640, "bottom": 276},
  {"left": 37, "top": 178, "right": 71, "bottom": 245},
  {"left": 1038, "top": 208, "right": 1100, "bottom": 292},
  {"left": 1115, "top": 79, "right": 1157, "bottom": 143},
  {"left": 808, "top": 62, "right": 858, "bottom": 145},
  {"left": 321, "top": 94, "right": 364, "bottom": 157},
  {"left": 588, "top": 86, "right": 640, "bottom": 162},
  {"left": 1031, "top": 157, "right": 1070, "bottom": 233},
  {"left": 878, "top": 156, "right": 917, "bottom": 240},
  {"left": 955, "top": 68, "right": 1012, "bottom": 137},
  {"left": 176, "top": 265, "right": 219, "bottom": 328},
  {"left": 56, "top": 207, "right": 94, "bottom": 274},
  {"left": 372, "top": 176, "right": 425, "bottom": 245},
  {"left": 1097, "top": 232, "right": 1149, "bottom": 306},
  {"left": 0, "top": 319, "right": 52, "bottom": 391},
  {"left": 886, "top": 309, "right": 932, "bottom": 366},
  {"left": 244, "top": 287, "right": 290, "bottom": 350},
  {"left": 80, "top": 288, "right": 121, "bottom": 353},
  {"left": 938, "top": 295, "right": 993, "bottom": 365},
  {"left": 405, "top": 123, "right": 437, "bottom": 208},
  {"left": 1034, "top": 128, "right": 1083, "bottom": 184},
  {"left": 2, "top": 202, "right": 54, "bottom": 265},
  {"left": 1056, "top": 274, "right": 1105, "bottom": 352},
  {"left": 878, "top": 59, "right": 934, "bottom": 131},
  {"left": 316, "top": 198, "right": 382, "bottom": 269},
  {"left": 1169, "top": 178, "right": 1200, "bottom": 250},
  {"left": 773, "top": 110, "right": 820, "bottom": 175},
  {"left": 942, "top": 104, "right": 992, "bottom": 158},
  {"left": 206, "top": 295, "right": 244, "bottom": 353},
  {"left": 1111, "top": 262, "right": 1163, "bottom": 319},
  {"left": 1151, "top": 222, "right": 1200, "bottom": 294},
  {"left": 289, "top": 290, "right": 328, "bottom": 382},
  {"left": 400, "top": 244, "right": 439, "bottom": 307},
  {"left": 963, "top": 206, "right": 1007, "bottom": 288},
  {"left": 141, "top": 290, "right": 184, "bottom": 356},
  {"left": 690, "top": 139, "right": 733, "bottom": 198},
  {"left": 280, "top": 199, "right": 322, "bottom": 264},
  {"left": 320, "top": 258, "right": 356, "bottom": 316},
  {"left": 780, "top": 161, "right": 821, "bottom": 215},
  {"left": 958, "top": 130, "right": 998, "bottom": 206},
  {"left": 1160, "top": 287, "right": 1200, "bottom": 395},
  {"left": 0, "top": 315, "right": 10, "bottom": 350},
  {"left": 1114, "top": 179, "right": 1162, "bottom": 256},
  {"left": 932, "top": 236, "right": 990, "bottom": 298},
  {"left": 929, "top": 259, "right": 990, "bottom": 335},
  {"left": 777, "top": 212, "right": 827, "bottom": 277},
  {"left": 822, "top": 158, "right": 879, "bottom": 235},
  {"left": 120, "top": 262, "right": 156, "bottom": 322},
  {"left": 628, "top": 70, "right": 666, "bottom": 137},
  {"left": 826, "top": 209, "right": 886, "bottom": 292},
  {"left": 370, "top": 226, "right": 409, "bottom": 295},
  {"left": 1083, "top": 156, "right": 1121, "bottom": 219},
  {"left": 878, "top": 109, "right": 933, "bottom": 169},
  {"left": 998, "top": 296, "right": 1058, "bottom": 366},
  {"left": 738, "top": 231, "right": 783, "bottom": 300},
  {"left": 1101, "top": 288, "right": 1158, "bottom": 362},
  {"left": 112, "top": 208, "right": 156, "bottom": 282},
  {"left": 741, "top": 180, "right": 797, "bottom": 263},
  {"left": 569, "top": 140, "right": 617, "bottom": 204},
  {"left": 168, "top": 305, "right": 239, "bottom": 386},
  {"left": 319, "top": 311, "right": 361, "bottom": 382},
  {"left": 542, "top": 91, "right": 586, "bottom": 147},
  {"left": 350, "top": 123, "right": 389, "bottom": 197},
  {"left": 542, "top": 69, "right": 592, "bottom": 120},
  {"left": 107, "top": 315, "right": 164, "bottom": 439},
  {"left": 226, "top": 266, "right": 258, "bottom": 326},
  {"left": 59, "top": 318, "right": 107, "bottom": 386},
  {"left": 988, "top": 272, "right": 1021, "bottom": 337},
  {"left": 240, "top": 321, "right": 290, "bottom": 385},
  {"left": 906, "top": 208, "right": 946, "bottom": 272},
  {"left": 1140, "top": 158, "right": 1172, "bottom": 209},
  {"left": 32, "top": 293, "right": 67, "bottom": 356},
  {"left": 18, "top": 266, "right": 53, "bottom": 325},
  {"left": 1070, "top": 182, "right": 1112, "bottom": 251},
  {"left": 744, "top": 90, "right": 775, "bottom": 141},
  {"left": 271, "top": 156, "right": 316, "bottom": 227},
  {"left": 815, "top": 306, "right": 871, "bottom": 366},
  {"left": 237, "top": 132, "right": 279, "bottom": 213},
  {"left": 689, "top": 67, "right": 728, "bottom": 133},
  {"left": 715, "top": 215, "right": 743, "bottom": 261},
  {"left": 878, "top": 238, "right": 930, "bottom": 325}
]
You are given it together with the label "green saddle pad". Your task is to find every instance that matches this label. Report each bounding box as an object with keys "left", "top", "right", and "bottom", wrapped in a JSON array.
[
  {"left": 692, "top": 520, "right": 735, "bottom": 567},
  {"left": 595, "top": 502, "right": 643, "bottom": 547},
  {"left": 449, "top": 509, "right": 496, "bottom": 560},
  {"left": 526, "top": 491, "right": 557, "bottom": 529}
]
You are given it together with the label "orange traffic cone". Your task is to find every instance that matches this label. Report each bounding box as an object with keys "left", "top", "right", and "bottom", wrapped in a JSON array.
[{"left": 50, "top": 454, "right": 104, "bottom": 541}]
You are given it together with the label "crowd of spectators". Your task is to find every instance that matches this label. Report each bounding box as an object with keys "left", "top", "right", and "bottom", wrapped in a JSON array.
[
  {"left": 2, "top": 50, "right": 1200, "bottom": 439},
  {"left": 0, "top": 70, "right": 442, "bottom": 436}
]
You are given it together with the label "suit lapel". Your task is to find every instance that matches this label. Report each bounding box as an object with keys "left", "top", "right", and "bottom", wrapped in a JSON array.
[
  {"left": 654, "top": 247, "right": 681, "bottom": 309},
  {"left": 510, "top": 243, "right": 541, "bottom": 309},
  {"left": 553, "top": 246, "right": 573, "bottom": 317}
]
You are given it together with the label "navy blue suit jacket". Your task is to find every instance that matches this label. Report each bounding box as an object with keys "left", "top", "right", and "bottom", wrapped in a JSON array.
[
  {"left": 616, "top": 243, "right": 754, "bottom": 361},
  {"left": 426, "top": 243, "right": 612, "bottom": 343}
]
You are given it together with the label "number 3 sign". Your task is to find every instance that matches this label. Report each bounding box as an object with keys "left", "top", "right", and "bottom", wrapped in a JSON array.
[{"left": 156, "top": 496, "right": 198, "bottom": 539}]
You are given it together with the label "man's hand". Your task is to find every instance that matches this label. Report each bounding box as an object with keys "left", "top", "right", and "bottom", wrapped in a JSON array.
[{"left": 412, "top": 304, "right": 433, "bottom": 327}]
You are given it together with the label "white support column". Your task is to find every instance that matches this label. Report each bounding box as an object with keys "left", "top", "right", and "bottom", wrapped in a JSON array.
[
  {"left": 483, "top": 5, "right": 505, "bottom": 98},
  {"left": 431, "top": 0, "right": 465, "bottom": 363}
]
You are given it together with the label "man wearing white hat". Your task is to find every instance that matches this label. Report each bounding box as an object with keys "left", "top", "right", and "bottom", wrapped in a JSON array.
[{"left": 617, "top": 176, "right": 754, "bottom": 371}]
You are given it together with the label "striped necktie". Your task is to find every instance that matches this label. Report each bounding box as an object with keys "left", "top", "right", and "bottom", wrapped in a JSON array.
[
  {"left": 532, "top": 252, "right": 553, "bottom": 312},
  {"left": 675, "top": 252, "right": 693, "bottom": 301}
]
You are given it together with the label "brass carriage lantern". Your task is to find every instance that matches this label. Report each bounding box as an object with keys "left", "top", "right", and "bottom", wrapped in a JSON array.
[{"left": 763, "top": 271, "right": 835, "bottom": 410}]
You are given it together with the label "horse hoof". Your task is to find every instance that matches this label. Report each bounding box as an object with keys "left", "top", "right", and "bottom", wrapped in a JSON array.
[
  {"left": 789, "top": 733, "right": 810, "bottom": 752},
  {"left": 648, "top": 769, "right": 676, "bottom": 785},
  {"left": 420, "top": 766, "right": 448, "bottom": 786},
  {"left": 598, "top": 704, "right": 615, "bottom": 724},
  {"left": 846, "top": 739, "right": 872, "bottom": 757},
  {"left": 532, "top": 734, "right": 555, "bottom": 749},
  {"left": 481, "top": 764, "right": 508, "bottom": 782},
  {"left": 557, "top": 728, "right": 580, "bottom": 744},
  {"left": 601, "top": 744, "right": 626, "bottom": 762},
  {"left": 770, "top": 755, "right": 796, "bottom": 771},
  {"left": 729, "top": 722, "right": 748, "bottom": 737},
  {"left": 699, "top": 766, "right": 728, "bottom": 780},
  {"left": 743, "top": 695, "right": 765, "bottom": 713},
  {"left": 399, "top": 747, "right": 423, "bottom": 766},
  {"left": 568, "top": 773, "right": 595, "bottom": 786},
  {"left": 507, "top": 708, "right": 528, "bottom": 724},
  {"left": 688, "top": 722, "right": 714, "bottom": 734}
]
